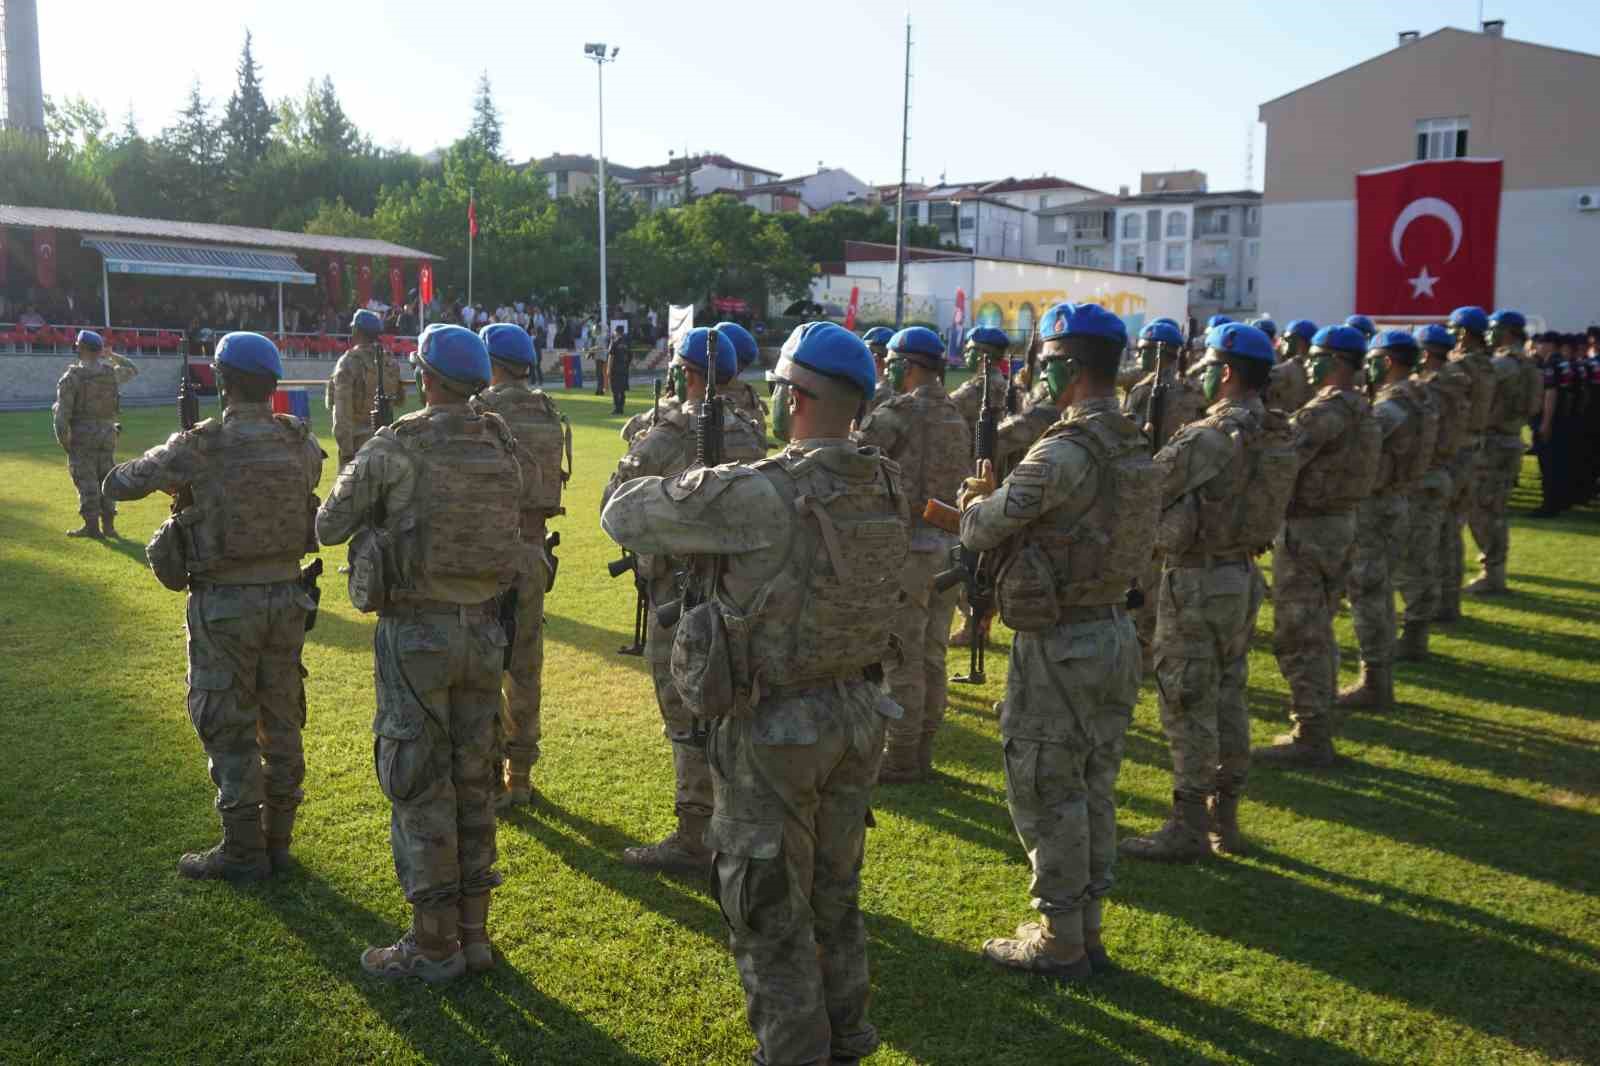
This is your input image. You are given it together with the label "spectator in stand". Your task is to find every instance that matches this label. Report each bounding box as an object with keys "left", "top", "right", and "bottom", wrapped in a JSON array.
[
  {"left": 20, "top": 306, "right": 46, "bottom": 329},
  {"left": 528, "top": 316, "right": 545, "bottom": 386},
  {"left": 608, "top": 325, "right": 630, "bottom": 414}
]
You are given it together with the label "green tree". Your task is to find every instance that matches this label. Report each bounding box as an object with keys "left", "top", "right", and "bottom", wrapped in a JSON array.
[
  {"left": 277, "top": 77, "right": 362, "bottom": 156},
  {"left": 468, "top": 71, "right": 502, "bottom": 160},
  {"left": 222, "top": 30, "right": 277, "bottom": 165},
  {"left": 0, "top": 129, "right": 116, "bottom": 211},
  {"left": 43, "top": 94, "right": 109, "bottom": 162},
  {"left": 158, "top": 82, "right": 226, "bottom": 220},
  {"left": 776, "top": 203, "right": 944, "bottom": 264}
]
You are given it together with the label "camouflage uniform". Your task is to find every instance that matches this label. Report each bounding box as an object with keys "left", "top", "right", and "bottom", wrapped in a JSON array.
[
  {"left": 1265, "top": 356, "right": 1313, "bottom": 413},
  {"left": 1258, "top": 387, "right": 1380, "bottom": 762},
  {"left": 865, "top": 376, "right": 893, "bottom": 414},
  {"left": 1394, "top": 360, "right": 1470, "bottom": 653},
  {"left": 621, "top": 394, "right": 680, "bottom": 445},
  {"left": 327, "top": 340, "right": 405, "bottom": 467},
  {"left": 600, "top": 401, "right": 765, "bottom": 862},
  {"left": 316, "top": 403, "right": 522, "bottom": 913},
  {"left": 853, "top": 381, "right": 972, "bottom": 778},
  {"left": 961, "top": 396, "right": 1156, "bottom": 960},
  {"left": 949, "top": 362, "right": 1009, "bottom": 436},
  {"left": 728, "top": 378, "right": 770, "bottom": 444},
  {"left": 600, "top": 437, "right": 909, "bottom": 1066},
  {"left": 469, "top": 383, "right": 570, "bottom": 798},
  {"left": 53, "top": 353, "right": 138, "bottom": 528},
  {"left": 1448, "top": 343, "right": 1497, "bottom": 614},
  {"left": 103, "top": 400, "right": 324, "bottom": 877},
  {"left": 1466, "top": 347, "right": 1533, "bottom": 592},
  {"left": 995, "top": 382, "right": 1060, "bottom": 468}
]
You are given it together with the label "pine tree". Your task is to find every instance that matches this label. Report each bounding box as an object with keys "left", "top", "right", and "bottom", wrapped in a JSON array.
[
  {"left": 223, "top": 30, "right": 277, "bottom": 163},
  {"left": 469, "top": 71, "right": 502, "bottom": 160},
  {"left": 308, "top": 76, "right": 360, "bottom": 156},
  {"left": 159, "top": 81, "right": 225, "bottom": 219}
]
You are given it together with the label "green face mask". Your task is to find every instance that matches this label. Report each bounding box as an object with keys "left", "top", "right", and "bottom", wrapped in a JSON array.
[
  {"left": 1366, "top": 354, "right": 1389, "bottom": 388},
  {"left": 669, "top": 364, "right": 688, "bottom": 403},
  {"left": 1138, "top": 344, "right": 1157, "bottom": 373},
  {"left": 770, "top": 382, "right": 793, "bottom": 442},
  {"left": 886, "top": 357, "right": 908, "bottom": 393},
  {"left": 963, "top": 346, "right": 980, "bottom": 372},
  {"left": 1201, "top": 362, "right": 1224, "bottom": 404},
  {"left": 1308, "top": 352, "right": 1335, "bottom": 387},
  {"left": 1041, "top": 358, "right": 1077, "bottom": 402}
]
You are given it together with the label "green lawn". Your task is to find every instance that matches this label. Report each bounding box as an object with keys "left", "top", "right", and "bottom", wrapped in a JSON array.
[{"left": 1, "top": 383, "right": 1597, "bottom": 1065}]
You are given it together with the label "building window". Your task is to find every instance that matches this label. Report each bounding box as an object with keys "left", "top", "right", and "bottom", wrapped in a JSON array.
[
  {"left": 1016, "top": 303, "right": 1036, "bottom": 335},
  {"left": 1202, "top": 276, "right": 1226, "bottom": 301},
  {"left": 1247, "top": 241, "right": 1259, "bottom": 260},
  {"left": 1073, "top": 247, "right": 1097, "bottom": 267},
  {"left": 1055, "top": 215, "right": 1072, "bottom": 235},
  {"left": 1164, "top": 244, "right": 1187, "bottom": 272},
  {"left": 1416, "top": 116, "right": 1470, "bottom": 160},
  {"left": 1247, "top": 277, "right": 1256, "bottom": 295},
  {"left": 1245, "top": 206, "right": 1260, "bottom": 229},
  {"left": 1039, "top": 195, "right": 1052, "bottom": 210},
  {"left": 977, "top": 302, "right": 1004, "bottom": 329},
  {"left": 1165, "top": 211, "right": 1187, "bottom": 238},
  {"left": 1055, "top": 249, "right": 1067, "bottom": 265},
  {"left": 1121, "top": 213, "right": 1142, "bottom": 240},
  {"left": 1119, "top": 245, "right": 1143, "bottom": 273},
  {"left": 959, "top": 213, "right": 975, "bottom": 231},
  {"left": 1198, "top": 210, "right": 1230, "bottom": 236},
  {"left": 1071, "top": 214, "right": 1104, "bottom": 239}
]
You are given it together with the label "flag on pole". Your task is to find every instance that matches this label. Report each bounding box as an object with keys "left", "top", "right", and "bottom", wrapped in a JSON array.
[
  {"left": 1355, "top": 158, "right": 1502, "bottom": 315},
  {"left": 34, "top": 229, "right": 57, "bottom": 289},
  {"left": 326, "top": 255, "right": 344, "bottom": 304},
  {"left": 468, "top": 196, "right": 479, "bottom": 239},
  {"left": 389, "top": 262, "right": 405, "bottom": 307},
  {"left": 419, "top": 262, "right": 434, "bottom": 306},
  {"left": 844, "top": 286, "right": 861, "bottom": 331},
  {"left": 355, "top": 256, "right": 374, "bottom": 307}
]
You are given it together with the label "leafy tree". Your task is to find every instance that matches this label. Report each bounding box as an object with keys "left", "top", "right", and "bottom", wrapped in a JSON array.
[
  {"left": 468, "top": 71, "right": 502, "bottom": 160},
  {"left": 158, "top": 82, "right": 226, "bottom": 220},
  {"left": 277, "top": 77, "right": 362, "bottom": 156},
  {"left": 0, "top": 129, "right": 115, "bottom": 211},
  {"left": 222, "top": 30, "right": 277, "bottom": 165},
  {"left": 43, "top": 95, "right": 109, "bottom": 162},
  {"left": 776, "top": 203, "right": 944, "bottom": 264}
]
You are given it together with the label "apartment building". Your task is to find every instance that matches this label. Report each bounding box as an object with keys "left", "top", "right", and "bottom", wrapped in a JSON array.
[{"left": 740, "top": 167, "right": 872, "bottom": 214}]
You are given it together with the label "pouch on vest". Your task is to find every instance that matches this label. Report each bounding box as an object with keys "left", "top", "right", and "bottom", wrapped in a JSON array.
[
  {"left": 671, "top": 599, "right": 753, "bottom": 721},
  {"left": 146, "top": 507, "right": 203, "bottom": 591},
  {"left": 347, "top": 525, "right": 393, "bottom": 613},
  {"left": 995, "top": 542, "right": 1061, "bottom": 632}
]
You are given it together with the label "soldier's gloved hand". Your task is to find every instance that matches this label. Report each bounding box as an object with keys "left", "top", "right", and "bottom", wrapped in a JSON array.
[
  {"left": 958, "top": 459, "right": 997, "bottom": 511},
  {"left": 1015, "top": 367, "right": 1032, "bottom": 389}
]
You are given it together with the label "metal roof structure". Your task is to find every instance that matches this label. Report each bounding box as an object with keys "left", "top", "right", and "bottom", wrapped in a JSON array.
[
  {"left": 83, "top": 237, "right": 318, "bottom": 285},
  {"left": 0, "top": 204, "right": 441, "bottom": 260}
]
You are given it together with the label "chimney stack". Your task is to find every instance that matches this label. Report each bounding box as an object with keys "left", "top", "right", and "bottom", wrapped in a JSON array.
[
  {"left": 1118, "top": 184, "right": 1130, "bottom": 198},
  {"left": 1482, "top": 19, "right": 1504, "bottom": 37},
  {"left": 1398, "top": 30, "right": 1419, "bottom": 46}
]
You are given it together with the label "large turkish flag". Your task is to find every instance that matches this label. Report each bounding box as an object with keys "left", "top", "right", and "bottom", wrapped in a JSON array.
[
  {"left": 389, "top": 262, "right": 404, "bottom": 308},
  {"left": 34, "top": 229, "right": 57, "bottom": 289},
  {"left": 1355, "top": 159, "right": 1502, "bottom": 315},
  {"left": 355, "top": 255, "right": 373, "bottom": 307}
]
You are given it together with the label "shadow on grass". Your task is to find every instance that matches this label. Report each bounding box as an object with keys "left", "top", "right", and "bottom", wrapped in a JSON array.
[
  {"left": 1352, "top": 702, "right": 1599, "bottom": 795},
  {"left": 1435, "top": 610, "right": 1600, "bottom": 663},
  {"left": 1395, "top": 647, "right": 1597, "bottom": 722},
  {"left": 1510, "top": 571, "right": 1600, "bottom": 595},
  {"left": 259, "top": 871, "right": 659, "bottom": 1065}
]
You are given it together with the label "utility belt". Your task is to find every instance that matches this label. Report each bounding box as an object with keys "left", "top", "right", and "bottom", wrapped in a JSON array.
[
  {"left": 1053, "top": 603, "right": 1126, "bottom": 623},
  {"left": 761, "top": 663, "right": 886, "bottom": 702},
  {"left": 383, "top": 596, "right": 498, "bottom": 622},
  {"left": 1170, "top": 549, "right": 1250, "bottom": 569}
]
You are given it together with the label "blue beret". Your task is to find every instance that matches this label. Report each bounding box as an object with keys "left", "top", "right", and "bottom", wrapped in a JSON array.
[
  {"left": 215, "top": 331, "right": 284, "bottom": 380},
  {"left": 1248, "top": 317, "right": 1279, "bottom": 339},
  {"left": 1039, "top": 302, "right": 1127, "bottom": 345},
  {"left": 1344, "top": 314, "right": 1376, "bottom": 338},
  {"left": 1312, "top": 325, "right": 1368, "bottom": 357},
  {"left": 1448, "top": 306, "right": 1489, "bottom": 333},
  {"left": 1151, "top": 317, "right": 1182, "bottom": 329},
  {"left": 1374, "top": 328, "right": 1419, "bottom": 352},
  {"left": 1139, "top": 320, "right": 1184, "bottom": 346},
  {"left": 861, "top": 326, "right": 895, "bottom": 347},
  {"left": 479, "top": 322, "right": 534, "bottom": 367},
  {"left": 1207, "top": 323, "right": 1275, "bottom": 363},
  {"left": 965, "top": 325, "right": 1010, "bottom": 350},
  {"left": 677, "top": 326, "right": 740, "bottom": 382},
  {"left": 888, "top": 325, "right": 947, "bottom": 365},
  {"left": 414, "top": 323, "right": 490, "bottom": 390},
  {"left": 1414, "top": 323, "right": 1454, "bottom": 348},
  {"left": 779, "top": 321, "right": 875, "bottom": 396},
  {"left": 716, "top": 321, "right": 760, "bottom": 366},
  {"left": 1489, "top": 309, "right": 1527, "bottom": 331},
  {"left": 1285, "top": 319, "right": 1317, "bottom": 342},
  {"left": 75, "top": 329, "right": 104, "bottom": 351},
  {"left": 1206, "top": 314, "right": 1234, "bottom": 329},
  {"left": 351, "top": 308, "right": 383, "bottom": 335}
]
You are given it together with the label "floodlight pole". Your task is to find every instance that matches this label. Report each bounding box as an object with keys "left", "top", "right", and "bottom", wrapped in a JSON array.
[
  {"left": 587, "top": 45, "right": 617, "bottom": 344},
  {"left": 893, "top": 14, "right": 912, "bottom": 329}
]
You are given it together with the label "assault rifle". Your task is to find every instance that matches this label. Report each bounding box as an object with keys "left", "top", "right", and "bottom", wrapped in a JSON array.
[
  {"left": 371, "top": 357, "right": 395, "bottom": 432},
  {"left": 933, "top": 356, "right": 997, "bottom": 685},
  {"left": 656, "top": 331, "right": 725, "bottom": 630},
  {"left": 300, "top": 558, "right": 324, "bottom": 633},
  {"left": 606, "top": 379, "right": 660, "bottom": 654},
  {"left": 172, "top": 361, "right": 201, "bottom": 515}
]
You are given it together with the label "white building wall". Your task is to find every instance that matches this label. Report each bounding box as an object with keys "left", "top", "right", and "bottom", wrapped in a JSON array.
[
  {"left": 798, "top": 170, "right": 871, "bottom": 210},
  {"left": 1257, "top": 200, "right": 1356, "bottom": 324}
]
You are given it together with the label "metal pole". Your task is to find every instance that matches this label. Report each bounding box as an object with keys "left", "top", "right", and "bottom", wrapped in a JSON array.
[
  {"left": 277, "top": 283, "right": 284, "bottom": 336},
  {"left": 101, "top": 258, "right": 110, "bottom": 328},
  {"left": 467, "top": 185, "right": 474, "bottom": 310},
  {"left": 597, "top": 60, "right": 609, "bottom": 343},
  {"left": 893, "top": 14, "right": 911, "bottom": 329}
]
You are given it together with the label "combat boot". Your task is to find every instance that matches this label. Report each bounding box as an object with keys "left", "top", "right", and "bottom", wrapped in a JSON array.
[
  {"left": 459, "top": 892, "right": 495, "bottom": 974},
  {"left": 982, "top": 911, "right": 1091, "bottom": 981},
  {"left": 1252, "top": 719, "right": 1336, "bottom": 769},
  {"left": 1118, "top": 792, "right": 1211, "bottom": 862},
  {"left": 622, "top": 812, "right": 713, "bottom": 873},
  {"left": 262, "top": 804, "right": 298, "bottom": 874},
  {"left": 100, "top": 513, "right": 118, "bottom": 538},
  {"left": 66, "top": 515, "right": 102, "bottom": 539},
  {"left": 1207, "top": 792, "right": 1248, "bottom": 856},
  {"left": 494, "top": 760, "right": 535, "bottom": 812},
  {"left": 1464, "top": 563, "right": 1507, "bottom": 596},
  {"left": 361, "top": 903, "right": 466, "bottom": 983},
  {"left": 1337, "top": 662, "right": 1393, "bottom": 713},
  {"left": 1395, "top": 622, "right": 1430, "bottom": 662},
  {"left": 178, "top": 811, "right": 271, "bottom": 883},
  {"left": 1433, "top": 589, "right": 1462, "bottom": 625},
  {"left": 949, "top": 615, "right": 977, "bottom": 647},
  {"left": 877, "top": 739, "right": 924, "bottom": 784}
]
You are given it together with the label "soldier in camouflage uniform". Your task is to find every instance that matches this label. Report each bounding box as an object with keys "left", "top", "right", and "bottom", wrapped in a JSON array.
[
  {"left": 470, "top": 324, "right": 571, "bottom": 809},
  {"left": 996, "top": 379, "right": 1060, "bottom": 467},
  {"left": 957, "top": 303, "right": 1157, "bottom": 980},
  {"left": 1254, "top": 326, "right": 1381, "bottom": 768},
  {"left": 318, "top": 324, "right": 523, "bottom": 983},
  {"left": 853, "top": 325, "right": 972, "bottom": 783},
  {"left": 1266, "top": 319, "right": 1317, "bottom": 413},
  {"left": 1338, "top": 331, "right": 1436, "bottom": 713},
  {"left": 717, "top": 320, "right": 771, "bottom": 444},
  {"left": 54, "top": 330, "right": 138, "bottom": 538},
  {"left": 948, "top": 326, "right": 1011, "bottom": 648},
  {"left": 1445, "top": 306, "right": 1497, "bottom": 616},
  {"left": 861, "top": 326, "right": 895, "bottom": 414},
  {"left": 1122, "top": 319, "right": 1208, "bottom": 667},
  {"left": 104, "top": 332, "right": 324, "bottom": 882},
  {"left": 601, "top": 322, "right": 907, "bottom": 1066},
  {"left": 1394, "top": 325, "right": 1471, "bottom": 661},
  {"left": 600, "top": 327, "right": 766, "bottom": 872},
  {"left": 327, "top": 309, "right": 405, "bottom": 468},
  {"left": 1121, "top": 323, "right": 1293, "bottom": 861},
  {"left": 1465, "top": 309, "right": 1535, "bottom": 595}
]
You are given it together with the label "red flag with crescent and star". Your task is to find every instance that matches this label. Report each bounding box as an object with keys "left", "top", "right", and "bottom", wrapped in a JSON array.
[
  {"left": 355, "top": 256, "right": 373, "bottom": 307},
  {"left": 389, "top": 261, "right": 404, "bottom": 307},
  {"left": 326, "top": 255, "right": 344, "bottom": 304},
  {"left": 1355, "top": 158, "right": 1501, "bottom": 316},
  {"left": 418, "top": 262, "right": 434, "bottom": 306},
  {"left": 34, "top": 229, "right": 57, "bottom": 289}
]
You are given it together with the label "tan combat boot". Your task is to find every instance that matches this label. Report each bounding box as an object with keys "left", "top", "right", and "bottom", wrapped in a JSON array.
[
  {"left": 494, "top": 759, "right": 535, "bottom": 812},
  {"left": 1208, "top": 756, "right": 1250, "bottom": 856},
  {"left": 361, "top": 903, "right": 466, "bottom": 983},
  {"left": 949, "top": 615, "right": 976, "bottom": 647},
  {"left": 622, "top": 812, "right": 713, "bottom": 873},
  {"left": 877, "top": 735, "right": 924, "bottom": 784},
  {"left": 982, "top": 911, "right": 1091, "bottom": 981},
  {"left": 459, "top": 892, "right": 495, "bottom": 974},
  {"left": 1464, "top": 563, "right": 1507, "bottom": 596},
  {"left": 66, "top": 515, "right": 102, "bottom": 539},
  {"left": 178, "top": 810, "right": 271, "bottom": 883},
  {"left": 1252, "top": 718, "right": 1337, "bottom": 769},
  {"left": 1395, "top": 621, "right": 1430, "bottom": 662},
  {"left": 262, "top": 804, "right": 297, "bottom": 874},
  {"left": 1337, "top": 662, "right": 1393, "bottom": 712},
  {"left": 916, "top": 729, "right": 939, "bottom": 779},
  {"left": 1119, "top": 792, "right": 1212, "bottom": 862}
]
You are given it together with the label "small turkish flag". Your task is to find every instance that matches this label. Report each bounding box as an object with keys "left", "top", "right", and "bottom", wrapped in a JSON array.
[
  {"left": 1356, "top": 159, "right": 1502, "bottom": 315},
  {"left": 844, "top": 286, "right": 860, "bottom": 331},
  {"left": 468, "top": 197, "right": 479, "bottom": 239},
  {"left": 419, "top": 262, "right": 434, "bottom": 306},
  {"left": 390, "top": 262, "right": 404, "bottom": 307},
  {"left": 34, "top": 228, "right": 57, "bottom": 289},
  {"left": 355, "top": 256, "right": 373, "bottom": 307},
  {"left": 326, "top": 255, "right": 344, "bottom": 304}
]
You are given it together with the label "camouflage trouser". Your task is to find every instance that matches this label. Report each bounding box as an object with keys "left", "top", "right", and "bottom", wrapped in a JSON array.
[
  {"left": 185, "top": 581, "right": 312, "bottom": 819},
  {"left": 66, "top": 433, "right": 117, "bottom": 519},
  {"left": 1000, "top": 613, "right": 1138, "bottom": 943},
  {"left": 1133, "top": 553, "right": 1162, "bottom": 652},
  {"left": 1395, "top": 469, "right": 1452, "bottom": 625},
  {"left": 885, "top": 550, "right": 960, "bottom": 752},
  {"left": 1273, "top": 513, "right": 1356, "bottom": 729},
  {"left": 373, "top": 608, "right": 504, "bottom": 907},
  {"left": 498, "top": 549, "right": 547, "bottom": 768},
  {"left": 705, "top": 681, "right": 888, "bottom": 1066},
  {"left": 1467, "top": 437, "right": 1522, "bottom": 570},
  {"left": 1441, "top": 448, "right": 1476, "bottom": 607},
  {"left": 1152, "top": 561, "right": 1263, "bottom": 798},
  {"left": 647, "top": 570, "right": 711, "bottom": 819},
  {"left": 1348, "top": 492, "right": 1409, "bottom": 667}
]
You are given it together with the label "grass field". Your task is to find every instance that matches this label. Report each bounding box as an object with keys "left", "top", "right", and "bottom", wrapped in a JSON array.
[{"left": 2, "top": 379, "right": 1597, "bottom": 1065}]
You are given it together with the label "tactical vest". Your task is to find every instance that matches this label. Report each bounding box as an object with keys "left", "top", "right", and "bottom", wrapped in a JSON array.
[
  {"left": 1189, "top": 405, "right": 1299, "bottom": 555},
  {"left": 883, "top": 389, "right": 972, "bottom": 533},
  {"left": 1266, "top": 359, "right": 1311, "bottom": 412},
  {"left": 1292, "top": 390, "right": 1382, "bottom": 513},
  {"left": 738, "top": 447, "right": 910, "bottom": 690},
  {"left": 1125, "top": 372, "right": 1204, "bottom": 445},
  {"left": 1487, "top": 353, "right": 1529, "bottom": 436},
  {"left": 470, "top": 385, "right": 571, "bottom": 517},
  {"left": 1423, "top": 362, "right": 1471, "bottom": 467},
  {"left": 73, "top": 364, "right": 120, "bottom": 421},
  {"left": 999, "top": 408, "right": 1159, "bottom": 610},
  {"left": 387, "top": 410, "right": 522, "bottom": 586},
  {"left": 1374, "top": 380, "right": 1438, "bottom": 492},
  {"left": 182, "top": 414, "right": 317, "bottom": 574},
  {"left": 1457, "top": 349, "right": 1496, "bottom": 435}
]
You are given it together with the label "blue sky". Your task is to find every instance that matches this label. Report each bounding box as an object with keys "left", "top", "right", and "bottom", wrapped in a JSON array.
[{"left": 35, "top": 0, "right": 1599, "bottom": 195}]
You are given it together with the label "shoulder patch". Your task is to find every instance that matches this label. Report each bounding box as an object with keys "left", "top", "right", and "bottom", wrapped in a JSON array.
[{"left": 1010, "top": 460, "right": 1049, "bottom": 484}]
